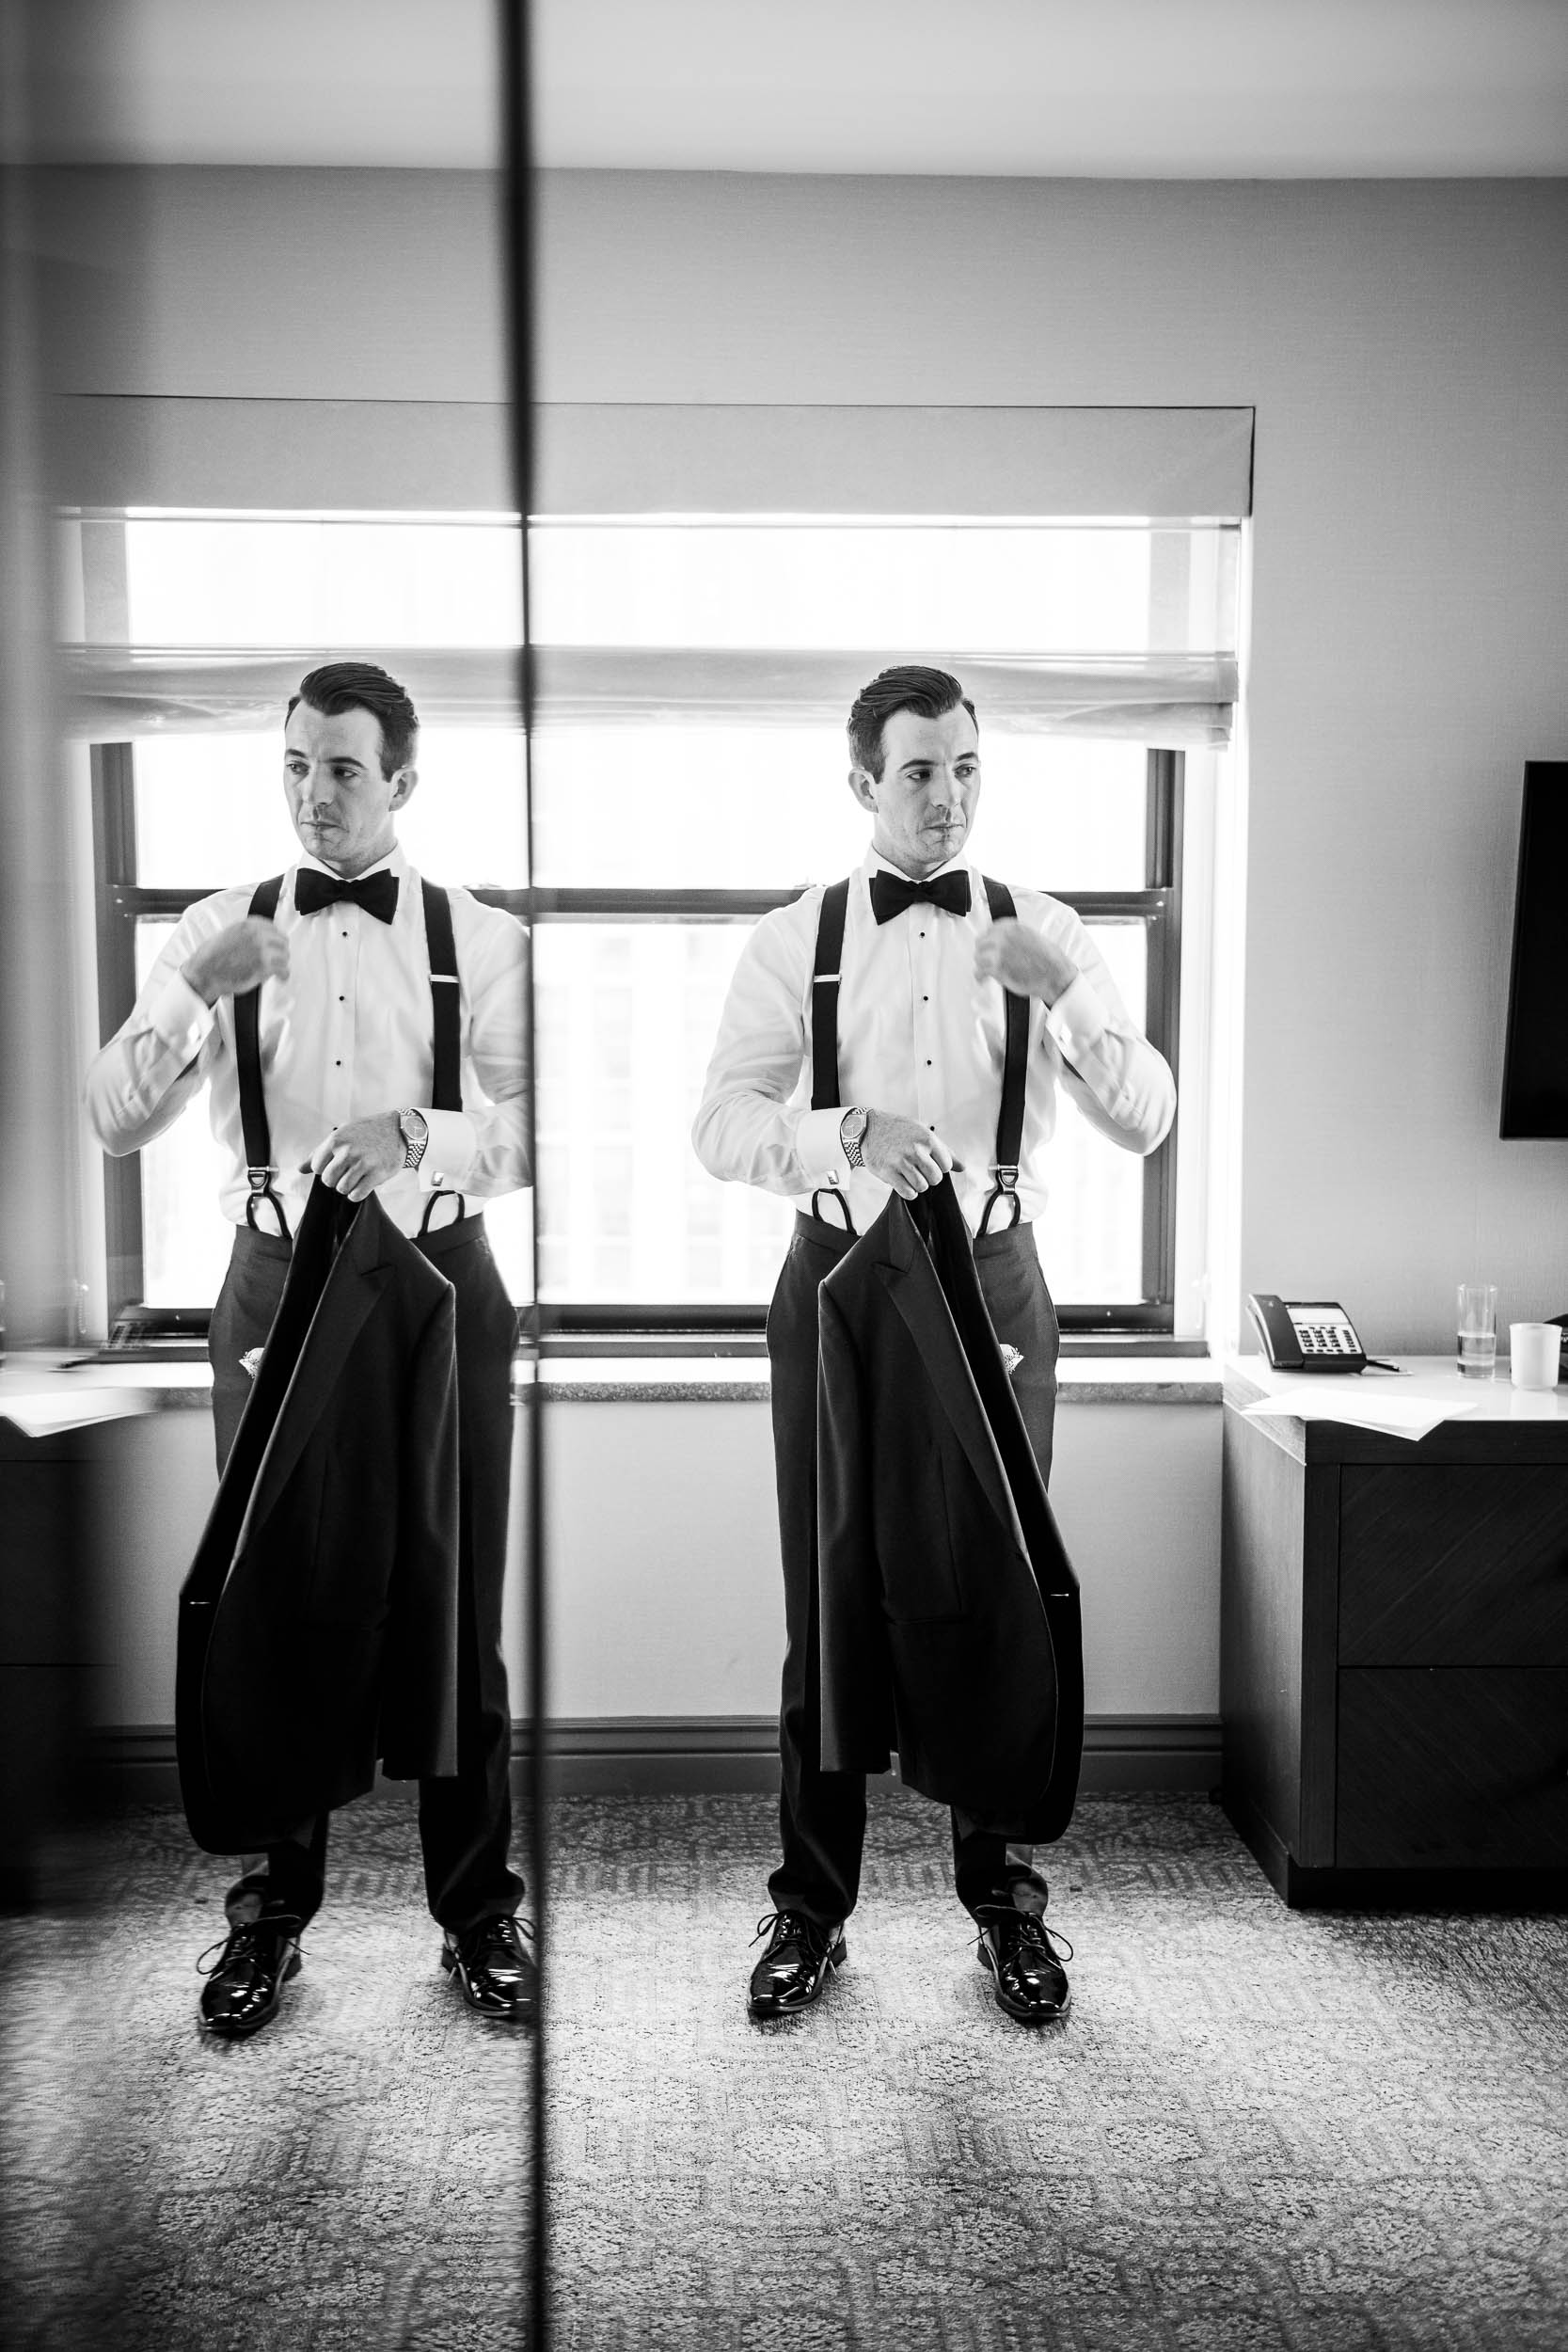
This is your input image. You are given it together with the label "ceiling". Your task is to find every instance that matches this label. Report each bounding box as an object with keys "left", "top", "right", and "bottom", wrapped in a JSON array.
[{"left": 22, "top": 0, "right": 1568, "bottom": 176}]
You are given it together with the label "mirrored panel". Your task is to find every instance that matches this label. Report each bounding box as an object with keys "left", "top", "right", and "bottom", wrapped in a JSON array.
[{"left": 1, "top": 13, "right": 541, "bottom": 2344}]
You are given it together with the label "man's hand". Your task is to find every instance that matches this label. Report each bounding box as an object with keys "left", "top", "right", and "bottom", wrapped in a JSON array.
[
  {"left": 304, "top": 1112, "right": 405, "bottom": 1202},
  {"left": 182, "top": 919, "right": 291, "bottom": 1007},
  {"left": 862, "top": 1111, "right": 958, "bottom": 1200},
  {"left": 974, "top": 918, "right": 1078, "bottom": 1006}
]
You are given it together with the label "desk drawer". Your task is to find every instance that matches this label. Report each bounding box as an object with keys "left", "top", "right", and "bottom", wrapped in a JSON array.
[
  {"left": 1338, "top": 1666, "right": 1568, "bottom": 1867},
  {"left": 1339, "top": 1466, "right": 1568, "bottom": 1664}
]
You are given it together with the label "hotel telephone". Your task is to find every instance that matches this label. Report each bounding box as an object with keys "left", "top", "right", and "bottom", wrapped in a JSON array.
[{"left": 1246, "top": 1294, "right": 1369, "bottom": 1374}]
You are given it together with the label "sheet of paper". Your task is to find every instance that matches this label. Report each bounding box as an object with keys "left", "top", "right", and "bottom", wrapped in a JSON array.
[
  {"left": 0, "top": 1391, "right": 148, "bottom": 1438},
  {"left": 1243, "top": 1386, "right": 1478, "bottom": 1442}
]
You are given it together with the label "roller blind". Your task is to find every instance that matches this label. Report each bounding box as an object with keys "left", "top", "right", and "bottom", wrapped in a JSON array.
[
  {"left": 57, "top": 407, "right": 1248, "bottom": 745},
  {"left": 63, "top": 644, "right": 1237, "bottom": 749},
  {"left": 534, "top": 404, "right": 1253, "bottom": 523},
  {"left": 58, "top": 399, "right": 1252, "bottom": 522}
]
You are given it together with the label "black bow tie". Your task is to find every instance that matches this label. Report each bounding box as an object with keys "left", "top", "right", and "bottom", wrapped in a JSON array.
[
  {"left": 869, "top": 868, "right": 972, "bottom": 926},
  {"left": 293, "top": 868, "right": 400, "bottom": 924}
]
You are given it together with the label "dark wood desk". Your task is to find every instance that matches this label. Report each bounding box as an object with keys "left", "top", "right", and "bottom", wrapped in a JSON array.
[{"left": 1222, "top": 1359, "right": 1568, "bottom": 1908}]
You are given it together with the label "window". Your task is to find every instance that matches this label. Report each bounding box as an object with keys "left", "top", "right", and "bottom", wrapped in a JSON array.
[
  {"left": 78, "top": 507, "right": 1237, "bottom": 1339},
  {"left": 76, "top": 510, "right": 533, "bottom": 1316},
  {"left": 525, "top": 517, "right": 1235, "bottom": 1334}
]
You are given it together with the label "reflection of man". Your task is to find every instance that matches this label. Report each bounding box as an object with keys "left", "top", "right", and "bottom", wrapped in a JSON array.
[
  {"left": 693, "top": 665, "right": 1175, "bottom": 2024},
  {"left": 86, "top": 662, "right": 533, "bottom": 2035}
]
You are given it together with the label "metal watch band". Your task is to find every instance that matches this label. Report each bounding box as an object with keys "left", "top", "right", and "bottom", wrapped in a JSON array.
[{"left": 401, "top": 1109, "right": 429, "bottom": 1171}]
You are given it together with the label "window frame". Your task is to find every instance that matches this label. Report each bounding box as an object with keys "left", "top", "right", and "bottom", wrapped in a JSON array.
[{"left": 90, "top": 742, "right": 1184, "bottom": 1343}]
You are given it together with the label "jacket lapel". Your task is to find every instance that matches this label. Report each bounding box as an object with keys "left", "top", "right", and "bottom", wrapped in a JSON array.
[
  {"left": 875, "top": 1202, "right": 1028, "bottom": 1559},
  {"left": 236, "top": 1200, "right": 395, "bottom": 1551}
]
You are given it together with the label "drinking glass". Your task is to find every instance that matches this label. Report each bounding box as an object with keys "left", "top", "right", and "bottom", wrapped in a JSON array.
[{"left": 1456, "top": 1282, "right": 1497, "bottom": 1379}]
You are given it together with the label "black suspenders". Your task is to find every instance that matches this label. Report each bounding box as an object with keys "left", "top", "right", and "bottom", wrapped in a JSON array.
[
  {"left": 808, "top": 879, "right": 853, "bottom": 1230},
  {"left": 809, "top": 871, "right": 1029, "bottom": 1239},
  {"left": 418, "top": 878, "right": 466, "bottom": 1235},
  {"left": 237, "top": 876, "right": 287, "bottom": 1236},
  {"left": 233, "top": 872, "right": 463, "bottom": 1243},
  {"left": 977, "top": 877, "right": 1028, "bottom": 1238}
]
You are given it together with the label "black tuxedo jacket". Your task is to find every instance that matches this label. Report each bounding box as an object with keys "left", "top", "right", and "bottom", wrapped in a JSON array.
[
  {"left": 178, "top": 1182, "right": 461, "bottom": 1853},
  {"left": 816, "top": 1177, "right": 1084, "bottom": 1839}
]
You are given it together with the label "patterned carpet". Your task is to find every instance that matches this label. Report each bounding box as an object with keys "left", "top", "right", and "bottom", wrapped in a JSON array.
[
  {"left": 546, "top": 1788, "right": 1568, "bottom": 2352},
  {"left": 4, "top": 1789, "right": 1567, "bottom": 2350},
  {"left": 0, "top": 1802, "right": 533, "bottom": 2351}
]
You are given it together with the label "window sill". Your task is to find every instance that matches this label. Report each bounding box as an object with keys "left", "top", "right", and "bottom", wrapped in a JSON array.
[
  {"left": 530, "top": 1355, "right": 1221, "bottom": 1406},
  {"left": 0, "top": 1348, "right": 1222, "bottom": 1434}
]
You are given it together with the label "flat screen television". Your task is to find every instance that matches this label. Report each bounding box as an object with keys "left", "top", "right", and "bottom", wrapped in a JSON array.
[{"left": 1499, "top": 760, "right": 1568, "bottom": 1138}]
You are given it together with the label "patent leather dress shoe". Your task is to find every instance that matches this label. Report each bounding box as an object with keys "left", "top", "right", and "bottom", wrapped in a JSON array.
[
  {"left": 747, "top": 1910, "right": 847, "bottom": 2019},
  {"left": 441, "top": 1915, "right": 537, "bottom": 2021},
  {"left": 975, "top": 1909, "right": 1073, "bottom": 2023},
  {"left": 198, "top": 1916, "right": 302, "bottom": 2039}
]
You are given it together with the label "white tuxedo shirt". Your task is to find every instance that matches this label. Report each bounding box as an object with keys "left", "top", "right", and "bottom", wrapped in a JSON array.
[
  {"left": 691, "top": 848, "right": 1174, "bottom": 1235},
  {"left": 85, "top": 845, "right": 528, "bottom": 1236}
]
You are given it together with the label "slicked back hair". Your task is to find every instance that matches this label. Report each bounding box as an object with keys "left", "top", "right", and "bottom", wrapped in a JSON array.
[
  {"left": 847, "top": 665, "right": 976, "bottom": 782},
  {"left": 287, "top": 661, "right": 420, "bottom": 780}
]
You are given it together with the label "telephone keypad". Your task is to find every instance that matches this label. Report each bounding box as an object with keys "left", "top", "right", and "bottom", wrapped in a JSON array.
[{"left": 1296, "top": 1324, "right": 1357, "bottom": 1355}]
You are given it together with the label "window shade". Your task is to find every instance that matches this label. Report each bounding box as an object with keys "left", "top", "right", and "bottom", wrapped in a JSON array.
[
  {"left": 535, "top": 405, "right": 1254, "bottom": 523},
  {"left": 58, "top": 442, "right": 1248, "bottom": 748},
  {"left": 58, "top": 400, "right": 1253, "bottom": 524},
  {"left": 61, "top": 644, "right": 1237, "bottom": 749},
  {"left": 530, "top": 648, "right": 1237, "bottom": 746}
]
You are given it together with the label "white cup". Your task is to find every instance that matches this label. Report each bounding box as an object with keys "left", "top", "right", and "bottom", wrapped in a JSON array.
[{"left": 1508, "top": 1322, "right": 1563, "bottom": 1391}]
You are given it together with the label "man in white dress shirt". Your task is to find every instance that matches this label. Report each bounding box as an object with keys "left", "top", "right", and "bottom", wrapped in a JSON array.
[
  {"left": 86, "top": 662, "right": 533, "bottom": 2035},
  {"left": 693, "top": 665, "right": 1175, "bottom": 2025}
]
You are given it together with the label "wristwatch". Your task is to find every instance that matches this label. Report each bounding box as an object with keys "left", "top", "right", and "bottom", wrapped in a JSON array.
[
  {"left": 399, "top": 1107, "right": 430, "bottom": 1171},
  {"left": 840, "top": 1106, "right": 868, "bottom": 1170}
]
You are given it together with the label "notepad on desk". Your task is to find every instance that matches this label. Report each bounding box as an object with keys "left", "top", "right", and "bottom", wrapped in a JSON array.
[{"left": 1243, "top": 1386, "right": 1478, "bottom": 1443}]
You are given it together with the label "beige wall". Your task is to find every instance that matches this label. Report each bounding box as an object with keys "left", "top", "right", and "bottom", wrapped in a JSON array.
[{"left": 96, "top": 1398, "right": 1220, "bottom": 1727}]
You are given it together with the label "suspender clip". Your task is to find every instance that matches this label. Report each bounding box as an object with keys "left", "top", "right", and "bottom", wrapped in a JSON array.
[
  {"left": 244, "top": 1167, "right": 290, "bottom": 1240},
  {"left": 977, "top": 1165, "right": 1022, "bottom": 1238}
]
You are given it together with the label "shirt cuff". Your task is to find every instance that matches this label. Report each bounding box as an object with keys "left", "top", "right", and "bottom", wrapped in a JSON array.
[
  {"left": 1044, "top": 973, "right": 1108, "bottom": 1065},
  {"left": 420, "top": 1108, "right": 478, "bottom": 1192},
  {"left": 153, "top": 971, "right": 215, "bottom": 1058},
  {"left": 797, "top": 1105, "right": 852, "bottom": 1185}
]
